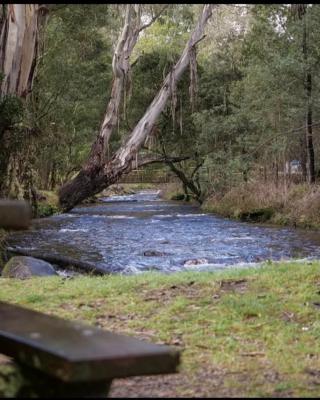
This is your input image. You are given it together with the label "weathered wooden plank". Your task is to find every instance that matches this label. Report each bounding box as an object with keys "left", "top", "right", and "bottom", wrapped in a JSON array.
[
  {"left": 0, "top": 301, "right": 180, "bottom": 383},
  {"left": 0, "top": 200, "right": 31, "bottom": 230}
]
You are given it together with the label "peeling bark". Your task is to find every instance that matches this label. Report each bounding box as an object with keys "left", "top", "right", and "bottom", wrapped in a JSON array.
[
  {"left": 0, "top": 4, "right": 48, "bottom": 203},
  {"left": 0, "top": 4, "right": 47, "bottom": 98},
  {"left": 86, "top": 5, "right": 168, "bottom": 170}
]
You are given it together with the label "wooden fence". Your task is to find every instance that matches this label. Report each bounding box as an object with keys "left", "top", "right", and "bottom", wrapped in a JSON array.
[{"left": 119, "top": 169, "right": 176, "bottom": 184}]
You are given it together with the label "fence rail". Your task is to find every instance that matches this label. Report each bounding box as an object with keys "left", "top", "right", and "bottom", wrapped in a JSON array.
[{"left": 119, "top": 169, "right": 175, "bottom": 184}]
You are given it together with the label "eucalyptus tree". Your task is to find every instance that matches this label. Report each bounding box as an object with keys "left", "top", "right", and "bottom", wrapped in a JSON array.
[
  {"left": 59, "top": 4, "right": 214, "bottom": 211},
  {"left": 291, "top": 4, "right": 315, "bottom": 183},
  {"left": 31, "top": 4, "right": 116, "bottom": 189},
  {"left": 194, "top": 3, "right": 320, "bottom": 194},
  {"left": 0, "top": 4, "right": 48, "bottom": 203}
]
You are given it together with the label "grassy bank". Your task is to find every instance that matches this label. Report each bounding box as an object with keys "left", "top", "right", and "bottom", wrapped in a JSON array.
[
  {"left": 202, "top": 182, "right": 320, "bottom": 229},
  {"left": 1, "top": 261, "right": 320, "bottom": 397},
  {"left": 36, "top": 190, "right": 60, "bottom": 217}
]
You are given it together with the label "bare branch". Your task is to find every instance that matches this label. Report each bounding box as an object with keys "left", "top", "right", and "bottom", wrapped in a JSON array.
[
  {"left": 139, "top": 4, "right": 169, "bottom": 32},
  {"left": 137, "top": 154, "right": 190, "bottom": 168}
]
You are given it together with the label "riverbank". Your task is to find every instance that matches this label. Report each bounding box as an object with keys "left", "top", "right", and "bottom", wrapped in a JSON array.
[
  {"left": 160, "top": 181, "right": 320, "bottom": 230},
  {"left": 202, "top": 182, "right": 320, "bottom": 229},
  {"left": 1, "top": 260, "right": 320, "bottom": 397},
  {"left": 35, "top": 183, "right": 157, "bottom": 218}
]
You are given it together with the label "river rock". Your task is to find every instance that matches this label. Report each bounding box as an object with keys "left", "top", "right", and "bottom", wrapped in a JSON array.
[
  {"left": 184, "top": 258, "right": 208, "bottom": 266},
  {"left": 2, "top": 256, "right": 58, "bottom": 279},
  {"left": 143, "top": 250, "right": 167, "bottom": 257}
]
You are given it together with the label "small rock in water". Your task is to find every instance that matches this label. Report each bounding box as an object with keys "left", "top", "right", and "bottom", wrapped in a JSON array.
[
  {"left": 184, "top": 258, "right": 208, "bottom": 266},
  {"left": 143, "top": 250, "right": 167, "bottom": 257},
  {"left": 1, "top": 256, "right": 58, "bottom": 279},
  {"left": 142, "top": 265, "right": 162, "bottom": 271}
]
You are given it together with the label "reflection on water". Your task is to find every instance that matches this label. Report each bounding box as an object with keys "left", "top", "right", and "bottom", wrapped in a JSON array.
[{"left": 8, "top": 190, "right": 320, "bottom": 274}]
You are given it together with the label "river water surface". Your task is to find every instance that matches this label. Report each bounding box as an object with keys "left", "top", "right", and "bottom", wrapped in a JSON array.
[{"left": 8, "top": 190, "right": 320, "bottom": 274}]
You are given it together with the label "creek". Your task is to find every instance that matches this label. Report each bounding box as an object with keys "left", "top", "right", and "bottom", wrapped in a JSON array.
[{"left": 7, "top": 190, "right": 320, "bottom": 274}]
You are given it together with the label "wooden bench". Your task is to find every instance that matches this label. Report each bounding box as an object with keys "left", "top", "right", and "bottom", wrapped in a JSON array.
[{"left": 0, "top": 301, "right": 180, "bottom": 397}]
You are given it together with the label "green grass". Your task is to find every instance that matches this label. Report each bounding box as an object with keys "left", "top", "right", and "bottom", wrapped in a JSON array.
[
  {"left": 1, "top": 261, "right": 320, "bottom": 396},
  {"left": 37, "top": 190, "right": 60, "bottom": 217}
]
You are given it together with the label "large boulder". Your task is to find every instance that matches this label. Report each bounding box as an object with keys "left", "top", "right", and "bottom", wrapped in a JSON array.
[{"left": 2, "top": 256, "right": 58, "bottom": 279}]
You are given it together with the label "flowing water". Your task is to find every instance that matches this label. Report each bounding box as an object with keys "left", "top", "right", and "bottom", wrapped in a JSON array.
[{"left": 8, "top": 190, "right": 320, "bottom": 274}]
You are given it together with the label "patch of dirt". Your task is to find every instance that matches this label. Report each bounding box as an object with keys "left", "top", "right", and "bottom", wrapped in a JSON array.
[
  {"left": 218, "top": 279, "right": 249, "bottom": 294},
  {"left": 109, "top": 368, "right": 238, "bottom": 398},
  {"left": 109, "top": 364, "right": 289, "bottom": 398},
  {"left": 270, "top": 389, "right": 295, "bottom": 398},
  {"left": 142, "top": 282, "right": 203, "bottom": 303},
  {"left": 280, "top": 310, "right": 310, "bottom": 325},
  {"left": 305, "top": 368, "right": 320, "bottom": 386}
]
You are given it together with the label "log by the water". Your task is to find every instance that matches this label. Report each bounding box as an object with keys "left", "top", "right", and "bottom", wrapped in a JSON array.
[
  {"left": 6, "top": 247, "right": 109, "bottom": 276},
  {"left": 0, "top": 200, "right": 31, "bottom": 230}
]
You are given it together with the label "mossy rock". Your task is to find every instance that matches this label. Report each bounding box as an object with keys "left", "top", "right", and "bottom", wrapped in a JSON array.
[
  {"left": 239, "top": 208, "right": 274, "bottom": 223},
  {"left": 2, "top": 256, "right": 58, "bottom": 279}
]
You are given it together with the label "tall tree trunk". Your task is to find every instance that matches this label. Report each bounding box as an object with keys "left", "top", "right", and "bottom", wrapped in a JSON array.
[
  {"left": 0, "top": 4, "right": 47, "bottom": 97},
  {"left": 0, "top": 4, "right": 48, "bottom": 203},
  {"left": 301, "top": 5, "right": 315, "bottom": 184},
  {"left": 59, "top": 4, "right": 213, "bottom": 211},
  {"left": 87, "top": 4, "right": 142, "bottom": 169},
  {"left": 300, "top": 136, "right": 308, "bottom": 182},
  {"left": 305, "top": 71, "right": 315, "bottom": 183}
]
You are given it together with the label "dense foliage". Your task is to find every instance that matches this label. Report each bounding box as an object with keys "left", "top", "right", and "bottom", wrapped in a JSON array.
[{"left": 2, "top": 4, "right": 320, "bottom": 214}]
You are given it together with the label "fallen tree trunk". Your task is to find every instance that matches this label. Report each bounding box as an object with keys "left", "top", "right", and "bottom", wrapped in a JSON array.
[
  {"left": 59, "top": 4, "right": 213, "bottom": 211},
  {"left": 6, "top": 247, "right": 108, "bottom": 275}
]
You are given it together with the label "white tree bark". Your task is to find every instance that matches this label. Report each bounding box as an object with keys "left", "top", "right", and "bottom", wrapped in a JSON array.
[
  {"left": 0, "top": 4, "right": 47, "bottom": 98},
  {"left": 88, "top": 4, "right": 168, "bottom": 167},
  {"left": 112, "top": 4, "right": 213, "bottom": 169},
  {"left": 59, "top": 4, "right": 213, "bottom": 211}
]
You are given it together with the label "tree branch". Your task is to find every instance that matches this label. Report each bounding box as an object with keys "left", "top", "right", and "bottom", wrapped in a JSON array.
[
  {"left": 139, "top": 4, "right": 169, "bottom": 32},
  {"left": 137, "top": 154, "right": 190, "bottom": 168}
]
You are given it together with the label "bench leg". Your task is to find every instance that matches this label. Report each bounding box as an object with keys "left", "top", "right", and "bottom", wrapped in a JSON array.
[{"left": 14, "top": 364, "right": 112, "bottom": 398}]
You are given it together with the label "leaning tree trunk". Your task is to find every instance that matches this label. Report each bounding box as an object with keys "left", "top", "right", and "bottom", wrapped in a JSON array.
[
  {"left": 59, "top": 4, "right": 213, "bottom": 211},
  {"left": 87, "top": 4, "right": 142, "bottom": 169},
  {"left": 86, "top": 4, "right": 168, "bottom": 170}
]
